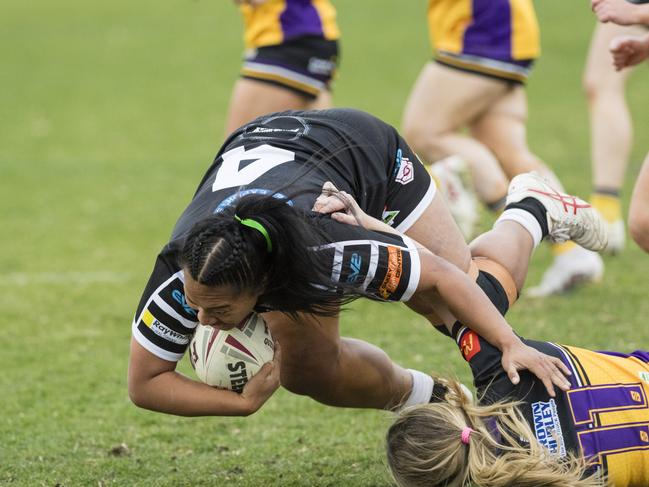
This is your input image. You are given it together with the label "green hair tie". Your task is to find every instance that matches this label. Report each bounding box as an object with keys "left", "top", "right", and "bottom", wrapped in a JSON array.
[{"left": 234, "top": 215, "right": 273, "bottom": 252}]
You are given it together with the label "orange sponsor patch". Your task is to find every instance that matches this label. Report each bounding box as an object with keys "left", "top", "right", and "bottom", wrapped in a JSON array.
[
  {"left": 378, "top": 246, "right": 403, "bottom": 299},
  {"left": 460, "top": 330, "right": 481, "bottom": 362}
]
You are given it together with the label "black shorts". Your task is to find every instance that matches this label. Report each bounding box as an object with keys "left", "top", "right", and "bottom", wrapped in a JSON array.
[{"left": 241, "top": 36, "right": 339, "bottom": 99}]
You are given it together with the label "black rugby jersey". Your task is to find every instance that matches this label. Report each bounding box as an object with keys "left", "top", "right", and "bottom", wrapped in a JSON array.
[{"left": 132, "top": 109, "right": 436, "bottom": 361}]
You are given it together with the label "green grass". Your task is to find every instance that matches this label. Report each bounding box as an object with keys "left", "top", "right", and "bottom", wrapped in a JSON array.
[{"left": 2, "top": 0, "right": 649, "bottom": 485}]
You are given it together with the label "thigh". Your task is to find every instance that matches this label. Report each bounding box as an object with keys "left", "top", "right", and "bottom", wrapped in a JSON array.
[
  {"left": 225, "top": 79, "right": 311, "bottom": 135},
  {"left": 470, "top": 86, "right": 533, "bottom": 175},
  {"left": 403, "top": 191, "right": 472, "bottom": 272},
  {"left": 263, "top": 311, "right": 342, "bottom": 380},
  {"left": 402, "top": 62, "right": 510, "bottom": 136}
]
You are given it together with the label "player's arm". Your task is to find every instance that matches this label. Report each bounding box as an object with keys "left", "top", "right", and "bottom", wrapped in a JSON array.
[
  {"left": 415, "top": 251, "right": 571, "bottom": 397},
  {"left": 592, "top": 0, "right": 649, "bottom": 25},
  {"left": 127, "top": 338, "right": 280, "bottom": 416}
]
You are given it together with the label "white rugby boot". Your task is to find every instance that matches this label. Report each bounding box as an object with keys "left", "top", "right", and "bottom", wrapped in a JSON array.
[
  {"left": 506, "top": 172, "right": 608, "bottom": 252},
  {"left": 429, "top": 156, "right": 478, "bottom": 240},
  {"left": 603, "top": 219, "right": 625, "bottom": 255},
  {"left": 527, "top": 246, "right": 604, "bottom": 297}
]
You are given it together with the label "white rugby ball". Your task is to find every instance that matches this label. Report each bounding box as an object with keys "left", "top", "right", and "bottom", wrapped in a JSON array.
[{"left": 188, "top": 313, "right": 274, "bottom": 392}]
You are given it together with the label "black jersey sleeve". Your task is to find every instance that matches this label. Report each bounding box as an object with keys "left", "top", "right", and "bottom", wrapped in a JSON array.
[
  {"left": 131, "top": 253, "right": 199, "bottom": 362},
  {"left": 311, "top": 216, "right": 422, "bottom": 302}
]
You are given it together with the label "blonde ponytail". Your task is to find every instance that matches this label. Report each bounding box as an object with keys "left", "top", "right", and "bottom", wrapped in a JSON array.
[{"left": 386, "top": 380, "right": 603, "bottom": 487}]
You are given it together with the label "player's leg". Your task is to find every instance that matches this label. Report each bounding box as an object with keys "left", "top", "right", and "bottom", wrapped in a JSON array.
[
  {"left": 469, "top": 85, "right": 604, "bottom": 296},
  {"left": 469, "top": 85, "right": 562, "bottom": 189},
  {"left": 225, "top": 37, "right": 338, "bottom": 135},
  {"left": 401, "top": 62, "right": 509, "bottom": 208},
  {"left": 584, "top": 22, "right": 645, "bottom": 253},
  {"left": 224, "top": 79, "right": 313, "bottom": 135},
  {"left": 629, "top": 153, "right": 649, "bottom": 253},
  {"left": 263, "top": 312, "right": 428, "bottom": 410}
]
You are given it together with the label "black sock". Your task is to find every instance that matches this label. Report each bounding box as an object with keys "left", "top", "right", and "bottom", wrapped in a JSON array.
[{"left": 505, "top": 197, "right": 549, "bottom": 238}]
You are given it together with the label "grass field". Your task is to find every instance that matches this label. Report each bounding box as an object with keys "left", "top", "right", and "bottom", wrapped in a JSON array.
[{"left": 2, "top": 1, "right": 649, "bottom": 485}]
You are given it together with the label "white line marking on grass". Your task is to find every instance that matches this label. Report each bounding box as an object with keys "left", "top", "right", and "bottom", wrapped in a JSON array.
[{"left": 0, "top": 271, "right": 131, "bottom": 286}]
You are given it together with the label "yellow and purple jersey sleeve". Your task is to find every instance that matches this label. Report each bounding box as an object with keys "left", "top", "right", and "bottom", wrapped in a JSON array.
[
  {"left": 560, "top": 346, "right": 649, "bottom": 486},
  {"left": 240, "top": 0, "right": 339, "bottom": 49},
  {"left": 428, "top": 0, "right": 539, "bottom": 82}
]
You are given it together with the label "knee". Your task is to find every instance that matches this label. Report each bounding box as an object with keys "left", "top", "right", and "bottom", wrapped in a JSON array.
[
  {"left": 629, "top": 210, "right": 649, "bottom": 253},
  {"left": 402, "top": 122, "right": 445, "bottom": 160}
]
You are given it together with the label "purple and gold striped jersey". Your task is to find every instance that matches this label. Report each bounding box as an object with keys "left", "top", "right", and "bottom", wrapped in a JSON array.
[
  {"left": 428, "top": 0, "right": 539, "bottom": 82},
  {"left": 456, "top": 326, "right": 649, "bottom": 486},
  {"left": 240, "top": 0, "right": 339, "bottom": 49}
]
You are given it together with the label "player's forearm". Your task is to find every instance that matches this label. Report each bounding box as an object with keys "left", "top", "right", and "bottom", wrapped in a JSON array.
[
  {"left": 431, "top": 258, "right": 519, "bottom": 350},
  {"left": 129, "top": 370, "right": 257, "bottom": 417}
]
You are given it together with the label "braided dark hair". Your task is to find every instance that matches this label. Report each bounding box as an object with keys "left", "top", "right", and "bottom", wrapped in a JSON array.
[{"left": 180, "top": 193, "right": 365, "bottom": 316}]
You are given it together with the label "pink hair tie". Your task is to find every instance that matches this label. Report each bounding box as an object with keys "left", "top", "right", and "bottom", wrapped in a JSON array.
[{"left": 461, "top": 427, "right": 474, "bottom": 445}]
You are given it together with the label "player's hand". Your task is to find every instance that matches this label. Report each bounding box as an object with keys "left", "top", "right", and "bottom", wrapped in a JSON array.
[
  {"left": 312, "top": 181, "right": 368, "bottom": 226},
  {"left": 240, "top": 341, "right": 281, "bottom": 413},
  {"left": 609, "top": 35, "right": 649, "bottom": 70},
  {"left": 592, "top": 0, "right": 641, "bottom": 25},
  {"left": 501, "top": 340, "right": 571, "bottom": 397}
]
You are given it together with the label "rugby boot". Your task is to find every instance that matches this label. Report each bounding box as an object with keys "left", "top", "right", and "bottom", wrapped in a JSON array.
[{"left": 506, "top": 172, "right": 608, "bottom": 252}]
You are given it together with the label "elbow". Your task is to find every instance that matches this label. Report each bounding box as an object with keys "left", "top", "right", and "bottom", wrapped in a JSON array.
[{"left": 127, "top": 376, "right": 152, "bottom": 410}]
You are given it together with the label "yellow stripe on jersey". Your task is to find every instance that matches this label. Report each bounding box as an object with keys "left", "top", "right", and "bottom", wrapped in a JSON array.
[
  {"left": 428, "top": 0, "right": 473, "bottom": 55},
  {"left": 510, "top": 0, "right": 540, "bottom": 59},
  {"left": 141, "top": 309, "right": 154, "bottom": 328},
  {"left": 312, "top": 0, "right": 340, "bottom": 41},
  {"left": 240, "top": 1, "right": 285, "bottom": 50}
]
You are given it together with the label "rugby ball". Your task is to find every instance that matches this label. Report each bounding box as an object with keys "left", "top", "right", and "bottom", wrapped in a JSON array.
[{"left": 188, "top": 313, "right": 274, "bottom": 392}]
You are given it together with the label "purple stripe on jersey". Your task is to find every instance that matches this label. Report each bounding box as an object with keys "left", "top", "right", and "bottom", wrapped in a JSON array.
[
  {"left": 568, "top": 384, "right": 646, "bottom": 424},
  {"left": 578, "top": 423, "right": 649, "bottom": 460},
  {"left": 598, "top": 349, "right": 649, "bottom": 363},
  {"left": 463, "top": 0, "right": 513, "bottom": 62},
  {"left": 280, "top": 0, "right": 324, "bottom": 41}
]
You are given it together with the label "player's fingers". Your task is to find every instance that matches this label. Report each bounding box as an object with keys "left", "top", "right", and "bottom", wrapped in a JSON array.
[
  {"left": 331, "top": 212, "right": 359, "bottom": 226},
  {"left": 506, "top": 366, "right": 520, "bottom": 386},
  {"left": 272, "top": 340, "right": 281, "bottom": 364},
  {"left": 551, "top": 357, "right": 572, "bottom": 377}
]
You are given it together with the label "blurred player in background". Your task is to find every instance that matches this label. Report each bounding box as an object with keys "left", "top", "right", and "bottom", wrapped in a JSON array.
[
  {"left": 591, "top": 0, "right": 649, "bottom": 254},
  {"left": 402, "top": 0, "right": 603, "bottom": 296},
  {"left": 583, "top": 19, "right": 647, "bottom": 255},
  {"left": 224, "top": 0, "right": 340, "bottom": 135}
]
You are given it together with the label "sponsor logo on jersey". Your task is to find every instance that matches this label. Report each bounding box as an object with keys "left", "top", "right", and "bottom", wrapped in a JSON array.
[
  {"left": 308, "top": 57, "right": 336, "bottom": 76},
  {"left": 346, "top": 252, "right": 362, "bottom": 283},
  {"left": 393, "top": 149, "right": 414, "bottom": 185},
  {"left": 378, "top": 246, "right": 402, "bottom": 299},
  {"left": 171, "top": 289, "right": 197, "bottom": 317},
  {"left": 639, "top": 371, "right": 649, "bottom": 384},
  {"left": 214, "top": 188, "right": 294, "bottom": 213},
  {"left": 381, "top": 208, "right": 400, "bottom": 226},
  {"left": 531, "top": 399, "right": 566, "bottom": 457},
  {"left": 142, "top": 309, "right": 190, "bottom": 345},
  {"left": 242, "top": 115, "right": 309, "bottom": 141},
  {"left": 459, "top": 330, "right": 481, "bottom": 362}
]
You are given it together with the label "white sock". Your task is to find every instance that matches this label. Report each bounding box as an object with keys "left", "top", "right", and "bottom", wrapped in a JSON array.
[
  {"left": 401, "top": 369, "right": 435, "bottom": 409},
  {"left": 496, "top": 208, "right": 543, "bottom": 248}
]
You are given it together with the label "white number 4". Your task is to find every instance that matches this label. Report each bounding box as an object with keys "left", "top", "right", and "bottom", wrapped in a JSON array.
[{"left": 212, "top": 144, "right": 295, "bottom": 192}]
